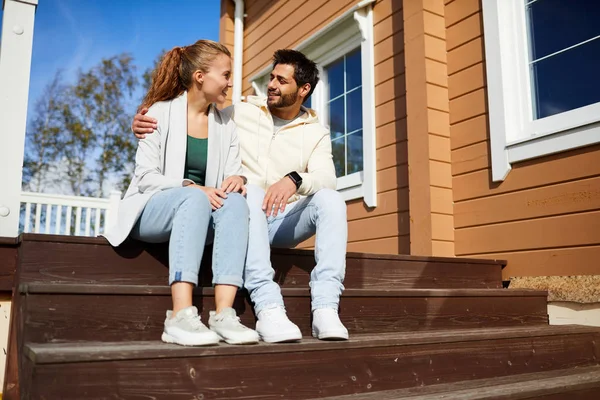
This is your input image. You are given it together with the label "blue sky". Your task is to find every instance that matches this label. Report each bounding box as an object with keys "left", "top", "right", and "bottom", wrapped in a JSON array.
[{"left": 1, "top": 0, "right": 220, "bottom": 116}]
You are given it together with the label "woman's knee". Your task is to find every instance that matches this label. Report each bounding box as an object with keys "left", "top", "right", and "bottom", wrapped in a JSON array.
[
  {"left": 179, "top": 187, "right": 212, "bottom": 214},
  {"left": 220, "top": 192, "right": 249, "bottom": 218}
]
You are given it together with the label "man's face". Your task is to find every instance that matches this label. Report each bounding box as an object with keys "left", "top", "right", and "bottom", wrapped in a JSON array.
[{"left": 267, "top": 64, "right": 299, "bottom": 108}]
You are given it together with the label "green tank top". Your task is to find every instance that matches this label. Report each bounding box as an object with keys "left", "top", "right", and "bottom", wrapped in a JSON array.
[{"left": 183, "top": 136, "right": 208, "bottom": 185}]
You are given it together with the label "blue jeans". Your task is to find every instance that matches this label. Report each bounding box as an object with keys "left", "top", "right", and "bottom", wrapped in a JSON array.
[
  {"left": 131, "top": 187, "right": 248, "bottom": 287},
  {"left": 243, "top": 184, "right": 347, "bottom": 312}
]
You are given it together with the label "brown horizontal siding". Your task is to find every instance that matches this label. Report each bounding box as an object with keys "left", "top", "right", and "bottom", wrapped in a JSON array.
[
  {"left": 377, "top": 141, "right": 409, "bottom": 170},
  {"left": 451, "top": 140, "right": 488, "bottom": 176},
  {"left": 244, "top": 0, "right": 288, "bottom": 36},
  {"left": 376, "top": 96, "right": 408, "bottom": 127},
  {"left": 374, "top": 0, "right": 403, "bottom": 24},
  {"left": 348, "top": 235, "right": 411, "bottom": 254},
  {"left": 479, "top": 246, "right": 600, "bottom": 278},
  {"left": 429, "top": 135, "right": 451, "bottom": 163},
  {"left": 431, "top": 186, "right": 454, "bottom": 214},
  {"left": 374, "top": 9, "right": 403, "bottom": 45},
  {"left": 445, "top": 0, "right": 479, "bottom": 28},
  {"left": 450, "top": 114, "right": 487, "bottom": 150},
  {"left": 448, "top": 62, "right": 485, "bottom": 100},
  {"left": 446, "top": 2, "right": 600, "bottom": 276},
  {"left": 426, "top": 58, "right": 448, "bottom": 87},
  {"left": 448, "top": 36, "right": 484, "bottom": 75},
  {"left": 379, "top": 164, "right": 409, "bottom": 193},
  {"left": 375, "top": 75, "right": 406, "bottom": 107},
  {"left": 425, "top": 34, "right": 448, "bottom": 63},
  {"left": 456, "top": 210, "right": 600, "bottom": 255},
  {"left": 428, "top": 109, "right": 450, "bottom": 137},
  {"left": 347, "top": 189, "right": 409, "bottom": 221},
  {"left": 449, "top": 88, "right": 486, "bottom": 124},
  {"left": 446, "top": 11, "right": 482, "bottom": 51},
  {"left": 454, "top": 175, "right": 600, "bottom": 229},
  {"left": 430, "top": 160, "right": 452, "bottom": 188},
  {"left": 377, "top": 118, "right": 408, "bottom": 148},
  {"left": 375, "top": 30, "right": 404, "bottom": 65},
  {"left": 349, "top": 212, "right": 411, "bottom": 242}
]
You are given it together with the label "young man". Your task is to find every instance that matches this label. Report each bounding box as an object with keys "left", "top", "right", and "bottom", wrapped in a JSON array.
[{"left": 132, "top": 49, "right": 348, "bottom": 342}]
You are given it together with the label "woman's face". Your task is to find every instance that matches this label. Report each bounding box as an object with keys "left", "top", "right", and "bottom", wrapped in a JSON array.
[{"left": 201, "top": 54, "right": 232, "bottom": 104}]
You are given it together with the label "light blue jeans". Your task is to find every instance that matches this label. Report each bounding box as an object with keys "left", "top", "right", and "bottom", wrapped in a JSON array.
[
  {"left": 131, "top": 187, "right": 248, "bottom": 288},
  {"left": 244, "top": 184, "right": 347, "bottom": 312}
]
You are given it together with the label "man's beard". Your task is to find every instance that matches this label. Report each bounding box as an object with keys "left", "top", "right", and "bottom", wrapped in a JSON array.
[{"left": 267, "top": 89, "right": 298, "bottom": 108}]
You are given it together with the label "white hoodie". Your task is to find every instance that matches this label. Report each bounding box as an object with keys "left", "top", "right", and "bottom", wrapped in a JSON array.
[{"left": 226, "top": 95, "right": 337, "bottom": 202}]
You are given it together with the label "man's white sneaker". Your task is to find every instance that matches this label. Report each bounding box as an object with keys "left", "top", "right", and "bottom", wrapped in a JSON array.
[
  {"left": 256, "top": 306, "right": 302, "bottom": 343},
  {"left": 312, "top": 308, "right": 349, "bottom": 340},
  {"left": 208, "top": 307, "right": 259, "bottom": 345},
  {"left": 161, "top": 306, "right": 220, "bottom": 346}
]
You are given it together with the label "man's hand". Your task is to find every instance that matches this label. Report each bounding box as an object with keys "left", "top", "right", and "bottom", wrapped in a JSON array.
[
  {"left": 132, "top": 107, "right": 158, "bottom": 139},
  {"left": 221, "top": 176, "right": 246, "bottom": 196},
  {"left": 262, "top": 177, "right": 297, "bottom": 217},
  {"left": 190, "top": 184, "right": 227, "bottom": 210}
]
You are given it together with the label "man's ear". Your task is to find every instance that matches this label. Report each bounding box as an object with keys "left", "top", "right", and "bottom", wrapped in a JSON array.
[{"left": 299, "top": 83, "right": 311, "bottom": 101}]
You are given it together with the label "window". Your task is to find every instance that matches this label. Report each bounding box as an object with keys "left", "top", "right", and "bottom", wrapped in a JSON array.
[
  {"left": 249, "top": 2, "right": 377, "bottom": 206},
  {"left": 482, "top": 0, "right": 600, "bottom": 181},
  {"left": 326, "top": 49, "right": 363, "bottom": 179}
]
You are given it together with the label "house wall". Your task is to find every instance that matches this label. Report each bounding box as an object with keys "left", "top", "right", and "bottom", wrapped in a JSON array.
[
  {"left": 221, "top": 0, "right": 412, "bottom": 255},
  {"left": 402, "top": 0, "right": 454, "bottom": 257},
  {"left": 446, "top": 0, "right": 600, "bottom": 278}
]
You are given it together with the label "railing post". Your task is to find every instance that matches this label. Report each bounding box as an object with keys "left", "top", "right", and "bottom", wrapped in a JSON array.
[
  {"left": 105, "top": 190, "right": 122, "bottom": 233},
  {"left": 0, "top": 0, "right": 38, "bottom": 237}
]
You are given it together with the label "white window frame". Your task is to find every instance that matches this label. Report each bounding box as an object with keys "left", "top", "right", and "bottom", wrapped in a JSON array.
[
  {"left": 482, "top": 0, "right": 600, "bottom": 181},
  {"left": 249, "top": 1, "right": 377, "bottom": 206}
]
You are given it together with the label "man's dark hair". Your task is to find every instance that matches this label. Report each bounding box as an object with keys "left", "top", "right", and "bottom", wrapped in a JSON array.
[{"left": 272, "top": 49, "right": 319, "bottom": 102}]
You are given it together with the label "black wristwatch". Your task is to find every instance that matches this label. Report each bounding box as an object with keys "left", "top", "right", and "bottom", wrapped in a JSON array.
[{"left": 285, "top": 171, "right": 302, "bottom": 190}]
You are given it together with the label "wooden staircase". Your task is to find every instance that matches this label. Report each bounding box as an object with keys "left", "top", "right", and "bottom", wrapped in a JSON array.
[{"left": 2, "top": 234, "right": 600, "bottom": 399}]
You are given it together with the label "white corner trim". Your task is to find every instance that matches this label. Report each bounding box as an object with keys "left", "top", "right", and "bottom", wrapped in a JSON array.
[
  {"left": 354, "top": 5, "right": 377, "bottom": 207},
  {"left": 232, "top": 0, "right": 244, "bottom": 104},
  {"left": 481, "top": 0, "right": 511, "bottom": 181}
]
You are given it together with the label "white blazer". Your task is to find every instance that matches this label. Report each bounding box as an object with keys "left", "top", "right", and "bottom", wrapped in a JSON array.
[{"left": 103, "top": 91, "right": 243, "bottom": 247}]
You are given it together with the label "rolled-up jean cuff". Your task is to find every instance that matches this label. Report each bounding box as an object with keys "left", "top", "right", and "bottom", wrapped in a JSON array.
[
  {"left": 169, "top": 271, "right": 199, "bottom": 286},
  {"left": 212, "top": 274, "right": 243, "bottom": 288},
  {"left": 311, "top": 303, "right": 340, "bottom": 312}
]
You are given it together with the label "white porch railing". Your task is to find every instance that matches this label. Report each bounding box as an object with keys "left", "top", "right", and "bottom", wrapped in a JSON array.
[{"left": 19, "top": 190, "right": 121, "bottom": 237}]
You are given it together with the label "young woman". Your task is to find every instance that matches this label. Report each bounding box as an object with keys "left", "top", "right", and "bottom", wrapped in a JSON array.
[{"left": 104, "top": 40, "right": 258, "bottom": 346}]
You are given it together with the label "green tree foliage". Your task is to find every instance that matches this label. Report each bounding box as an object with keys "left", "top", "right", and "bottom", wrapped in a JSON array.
[
  {"left": 23, "top": 72, "right": 66, "bottom": 192},
  {"left": 67, "top": 53, "right": 139, "bottom": 197},
  {"left": 24, "top": 53, "right": 141, "bottom": 197}
]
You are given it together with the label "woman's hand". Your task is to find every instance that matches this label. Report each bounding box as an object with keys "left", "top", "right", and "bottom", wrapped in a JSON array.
[
  {"left": 221, "top": 175, "right": 246, "bottom": 196},
  {"left": 190, "top": 184, "right": 228, "bottom": 210}
]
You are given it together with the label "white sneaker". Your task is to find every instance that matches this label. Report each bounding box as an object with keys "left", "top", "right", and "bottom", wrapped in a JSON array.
[
  {"left": 255, "top": 305, "right": 302, "bottom": 343},
  {"left": 161, "top": 306, "right": 220, "bottom": 346},
  {"left": 312, "top": 308, "right": 349, "bottom": 340},
  {"left": 208, "top": 307, "right": 259, "bottom": 345}
]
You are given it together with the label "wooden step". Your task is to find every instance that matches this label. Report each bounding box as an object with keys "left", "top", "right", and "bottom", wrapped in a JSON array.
[
  {"left": 0, "top": 236, "right": 19, "bottom": 292},
  {"left": 318, "top": 366, "right": 600, "bottom": 399},
  {"left": 20, "top": 283, "right": 548, "bottom": 342},
  {"left": 21, "top": 326, "right": 600, "bottom": 399},
  {"left": 16, "top": 233, "right": 504, "bottom": 289}
]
